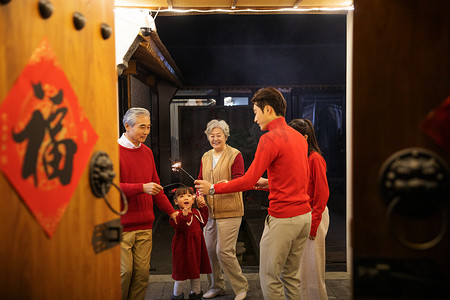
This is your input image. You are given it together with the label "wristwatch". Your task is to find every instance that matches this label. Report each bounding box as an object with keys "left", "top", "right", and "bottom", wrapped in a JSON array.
[{"left": 208, "top": 184, "right": 215, "bottom": 195}]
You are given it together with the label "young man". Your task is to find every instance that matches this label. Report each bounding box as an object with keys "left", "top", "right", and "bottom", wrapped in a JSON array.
[
  {"left": 195, "top": 87, "right": 311, "bottom": 300},
  {"left": 118, "top": 107, "right": 178, "bottom": 300}
]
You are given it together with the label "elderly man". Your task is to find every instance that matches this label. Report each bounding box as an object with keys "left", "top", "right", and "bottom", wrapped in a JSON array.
[
  {"left": 118, "top": 107, "right": 178, "bottom": 300},
  {"left": 196, "top": 87, "right": 311, "bottom": 300}
]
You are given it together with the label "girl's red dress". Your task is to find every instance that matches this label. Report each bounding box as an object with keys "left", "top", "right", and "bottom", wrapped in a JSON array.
[{"left": 169, "top": 206, "right": 212, "bottom": 280}]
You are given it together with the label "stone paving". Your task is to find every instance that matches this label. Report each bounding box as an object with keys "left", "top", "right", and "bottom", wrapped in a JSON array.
[
  {"left": 147, "top": 197, "right": 350, "bottom": 299},
  {"left": 145, "top": 272, "right": 351, "bottom": 300}
]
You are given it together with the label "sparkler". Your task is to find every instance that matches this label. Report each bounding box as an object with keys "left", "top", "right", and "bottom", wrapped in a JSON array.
[{"left": 170, "top": 159, "right": 196, "bottom": 182}]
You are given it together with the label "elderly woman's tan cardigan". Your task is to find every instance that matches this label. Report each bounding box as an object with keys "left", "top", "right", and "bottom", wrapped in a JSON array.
[{"left": 201, "top": 145, "right": 244, "bottom": 219}]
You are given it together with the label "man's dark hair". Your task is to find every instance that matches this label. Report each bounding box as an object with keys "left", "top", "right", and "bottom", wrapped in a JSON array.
[{"left": 251, "top": 87, "right": 286, "bottom": 117}]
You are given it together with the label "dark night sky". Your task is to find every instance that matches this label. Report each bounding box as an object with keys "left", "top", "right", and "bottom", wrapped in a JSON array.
[{"left": 154, "top": 14, "right": 347, "bottom": 87}]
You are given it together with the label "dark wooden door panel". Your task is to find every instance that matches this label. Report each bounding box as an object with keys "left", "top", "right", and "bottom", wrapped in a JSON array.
[{"left": 352, "top": 0, "right": 450, "bottom": 298}]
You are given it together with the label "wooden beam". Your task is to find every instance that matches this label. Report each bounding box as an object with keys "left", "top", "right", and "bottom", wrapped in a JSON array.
[
  {"left": 146, "top": 75, "right": 156, "bottom": 87},
  {"left": 126, "top": 74, "right": 131, "bottom": 109},
  {"left": 293, "top": 0, "right": 303, "bottom": 8},
  {"left": 123, "top": 60, "right": 137, "bottom": 75}
]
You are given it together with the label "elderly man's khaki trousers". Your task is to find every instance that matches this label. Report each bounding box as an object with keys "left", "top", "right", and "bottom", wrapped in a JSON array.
[{"left": 121, "top": 229, "right": 152, "bottom": 300}]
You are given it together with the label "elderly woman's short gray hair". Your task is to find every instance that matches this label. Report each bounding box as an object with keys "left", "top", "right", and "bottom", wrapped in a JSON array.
[
  {"left": 123, "top": 107, "right": 150, "bottom": 128},
  {"left": 204, "top": 119, "right": 230, "bottom": 138}
]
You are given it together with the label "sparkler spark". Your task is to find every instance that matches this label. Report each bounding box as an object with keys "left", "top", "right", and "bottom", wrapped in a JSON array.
[{"left": 170, "top": 159, "right": 196, "bottom": 181}]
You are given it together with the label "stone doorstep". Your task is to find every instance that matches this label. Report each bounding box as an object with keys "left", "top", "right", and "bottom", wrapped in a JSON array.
[{"left": 148, "top": 272, "right": 351, "bottom": 283}]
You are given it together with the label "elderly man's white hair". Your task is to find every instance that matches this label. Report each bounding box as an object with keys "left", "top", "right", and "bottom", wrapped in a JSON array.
[
  {"left": 123, "top": 107, "right": 150, "bottom": 128},
  {"left": 204, "top": 119, "right": 230, "bottom": 138}
]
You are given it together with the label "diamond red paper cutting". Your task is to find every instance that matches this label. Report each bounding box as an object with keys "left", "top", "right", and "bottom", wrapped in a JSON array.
[
  {"left": 421, "top": 96, "right": 450, "bottom": 156},
  {"left": 0, "top": 38, "right": 98, "bottom": 237}
]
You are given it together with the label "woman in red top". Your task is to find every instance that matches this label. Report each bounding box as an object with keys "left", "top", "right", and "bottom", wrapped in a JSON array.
[{"left": 289, "top": 118, "right": 330, "bottom": 300}]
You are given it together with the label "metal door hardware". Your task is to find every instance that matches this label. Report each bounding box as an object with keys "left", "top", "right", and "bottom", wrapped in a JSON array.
[
  {"left": 89, "top": 151, "right": 128, "bottom": 215},
  {"left": 38, "top": 0, "right": 53, "bottom": 19},
  {"left": 92, "top": 218, "right": 122, "bottom": 253},
  {"left": 379, "top": 147, "right": 449, "bottom": 250}
]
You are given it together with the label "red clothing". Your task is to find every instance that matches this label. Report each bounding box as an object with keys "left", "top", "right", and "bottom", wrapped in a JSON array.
[
  {"left": 215, "top": 117, "right": 311, "bottom": 218},
  {"left": 308, "top": 151, "right": 329, "bottom": 237},
  {"left": 119, "top": 144, "right": 175, "bottom": 232},
  {"left": 197, "top": 152, "right": 244, "bottom": 180},
  {"left": 169, "top": 206, "right": 211, "bottom": 280}
]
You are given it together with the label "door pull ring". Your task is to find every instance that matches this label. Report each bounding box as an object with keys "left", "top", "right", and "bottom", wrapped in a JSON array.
[
  {"left": 89, "top": 151, "right": 128, "bottom": 216},
  {"left": 379, "top": 147, "right": 449, "bottom": 250}
]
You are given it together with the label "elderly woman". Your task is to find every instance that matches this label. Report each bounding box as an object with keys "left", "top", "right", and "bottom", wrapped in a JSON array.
[{"left": 197, "top": 119, "right": 249, "bottom": 300}]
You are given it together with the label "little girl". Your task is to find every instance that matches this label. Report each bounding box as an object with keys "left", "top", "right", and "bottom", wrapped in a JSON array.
[{"left": 170, "top": 186, "right": 212, "bottom": 300}]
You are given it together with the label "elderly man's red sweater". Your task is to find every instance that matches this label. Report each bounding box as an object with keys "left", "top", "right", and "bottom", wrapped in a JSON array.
[
  {"left": 119, "top": 144, "right": 175, "bottom": 232},
  {"left": 215, "top": 117, "right": 311, "bottom": 218}
]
